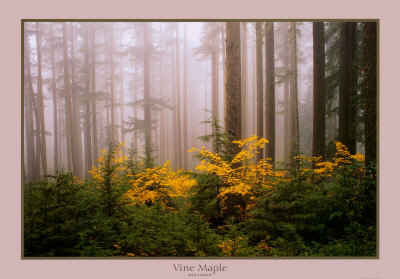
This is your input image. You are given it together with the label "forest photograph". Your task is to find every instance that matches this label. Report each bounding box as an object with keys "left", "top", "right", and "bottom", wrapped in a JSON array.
[{"left": 22, "top": 20, "right": 377, "bottom": 257}]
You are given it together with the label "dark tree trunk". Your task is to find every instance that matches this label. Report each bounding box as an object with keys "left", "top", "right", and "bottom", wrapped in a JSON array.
[
  {"left": 348, "top": 23, "right": 358, "bottom": 154},
  {"left": 255, "top": 22, "right": 263, "bottom": 162},
  {"left": 363, "top": 22, "right": 377, "bottom": 167},
  {"left": 338, "top": 22, "right": 357, "bottom": 153},
  {"left": 225, "top": 22, "right": 241, "bottom": 156},
  {"left": 241, "top": 23, "right": 247, "bottom": 139},
  {"left": 312, "top": 22, "right": 326, "bottom": 163},
  {"left": 265, "top": 22, "right": 275, "bottom": 165}
]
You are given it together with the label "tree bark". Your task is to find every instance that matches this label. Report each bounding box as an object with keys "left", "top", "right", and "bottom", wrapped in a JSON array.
[
  {"left": 363, "top": 22, "right": 377, "bottom": 166},
  {"left": 338, "top": 22, "right": 357, "bottom": 153},
  {"left": 240, "top": 23, "right": 247, "bottom": 139},
  {"left": 312, "top": 22, "right": 326, "bottom": 162},
  {"left": 255, "top": 22, "right": 263, "bottom": 162},
  {"left": 265, "top": 22, "right": 275, "bottom": 165},
  {"left": 225, "top": 22, "right": 242, "bottom": 156}
]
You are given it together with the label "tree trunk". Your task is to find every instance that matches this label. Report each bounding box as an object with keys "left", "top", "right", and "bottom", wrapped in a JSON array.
[
  {"left": 119, "top": 38, "right": 125, "bottom": 156},
  {"left": 283, "top": 26, "right": 290, "bottom": 162},
  {"left": 175, "top": 24, "right": 182, "bottom": 168},
  {"left": 183, "top": 23, "right": 188, "bottom": 169},
  {"left": 348, "top": 23, "right": 358, "bottom": 154},
  {"left": 338, "top": 22, "right": 357, "bottom": 153},
  {"left": 50, "top": 24, "right": 59, "bottom": 174},
  {"left": 84, "top": 23, "right": 93, "bottom": 176},
  {"left": 255, "top": 22, "right": 263, "bottom": 161},
  {"left": 240, "top": 23, "right": 247, "bottom": 139},
  {"left": 363, "top": 22, "right": 377, "bottom": 166},
  {"left": 134, "top": 60, "right": 139, "bottom": 162},
  {"left": 91, "top": 23, "right": 98, "bottom": 167},
  {"left": 24, "top": 27, "right": 36, "bottom": 180},
  {"left": 225, "top": 22, "right": 242, "bottom": 156},
  {"left": 35, "top": 22, "right": 48, "bottom": 177},
  {"left": 312, "top": 22, "right": 326, "bottom": 162},
  {"left": 62, "top": 23, "right": 78, "bottom": 175},
  {"left": 143, "top": 23, "right": 152, "bottom": 167},
  {"left": 265, "top": 22, "right": 275, "bottom": 165},
  {"left": 211, "top": 27, "right": 220, "bottom": 150},
  {"left": 220, "top": 23, "right": 226, "bottom": 121},
  {"left": 289, "top": 22, "right": 300, "bottom": 154},
  {"left": 69, "top": 23, "right": 83, "bottom": 178},
  {"left": 109, "top": 23, "right": 117, "bottom": 145}
]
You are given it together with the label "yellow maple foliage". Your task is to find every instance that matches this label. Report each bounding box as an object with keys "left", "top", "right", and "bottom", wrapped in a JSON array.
[{"left": 123, "top": 161, "right": 196, "bottom": 206}]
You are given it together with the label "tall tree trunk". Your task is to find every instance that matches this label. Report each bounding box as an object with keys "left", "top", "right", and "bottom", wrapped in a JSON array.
[
  {"left": 134, "top": 60, "right": 139, "bottom": 162},
  {"left": 312, "top": 22, "right": 326, "bottom": 163},
  {"left": 24, "top": 28, "right": 36, "bottom": 180},
  {"left": 241, "top": 23, "right": 247, "bottom": 139},
  {"left": 338, "top": 22, "right": 357, "bottom": 153},
  {"left": 183, "top": 23, "right": 188, "bottom": 169},
  {"left": 175, "top": 24, "right": 182, "bottom": 168},
  {"left": 220, "top": 23, "right": 226, "bottom": 121},
  {"left": 109, "top": 23, "right": 116, "bottom": 145},
  {"left": 283, "top": 26, "right": 290, "bottom": 162},
  {"left": 265, "top": 22, "right": 275, "bottom": 165},
  {"left": 255, "top": 22, "right": 264, "bottom": 162},
  {"left": 119, "top": 41, "right": 125, "bottom": 155},
  {"left": 348, "top": 23, "right": 358, "bottom": 154},
  {"left": 289, "top": 22, "right": 300, "bottom": 154},
  {"left": 225, "top": 22, "right": 242, "bottom": 156},
  {"left": 35, "top": 22, "right": 48, "bottom": 177},
  {"left": 211, "top": 26, "right": 219, "bottom": 150},
  {"left": 91, "top": 23, "right": 98, "bottom": 167},
  {"left": 363, "top": 22, "right": 377, "bottom": 167},
  {"left": 62, "top": 22, "right": 78, "bottom": 175},
  {"left": 50, "top": 24, "right": 59, "bottom": 174},
  {"left": 69, "top": 23, "right": 83, "bottom": 178},
  {"left": 84, "top": 23, "right": 92, "bottom": 176},
  {"left": 143, "top": 23, "right": 152, "bottom": 167}
]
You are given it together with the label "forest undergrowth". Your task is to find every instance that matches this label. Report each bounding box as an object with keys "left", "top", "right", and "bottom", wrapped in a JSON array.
[{"left": 24, "top": 134, "right": 376, "bottom": 257}]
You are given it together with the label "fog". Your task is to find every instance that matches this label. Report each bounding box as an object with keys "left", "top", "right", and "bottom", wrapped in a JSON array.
[{"left": 24, "top": 21, "right": 319, "bottom": 179}]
